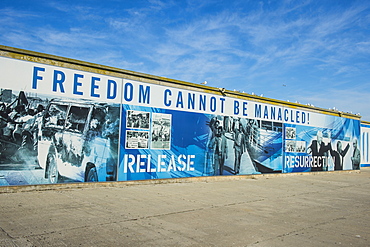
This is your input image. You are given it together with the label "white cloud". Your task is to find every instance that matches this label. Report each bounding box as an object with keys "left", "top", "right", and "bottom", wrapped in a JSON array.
[{"left": 297, "top": 88, "right": 370, "bottom": 120}]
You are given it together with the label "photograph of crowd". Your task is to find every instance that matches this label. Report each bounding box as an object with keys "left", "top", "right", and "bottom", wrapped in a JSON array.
[
  {"left": 285, "top": 140, "right": 296, "bottom": 152},
  {"left": 126, "top": 110, "right": 150, "bottom": 129},
  {"left": 0, "top": 90, "right": 45, "bottom": 167},
  {"left": 205, "top": 116, "right": 283, "bottom": 176}
]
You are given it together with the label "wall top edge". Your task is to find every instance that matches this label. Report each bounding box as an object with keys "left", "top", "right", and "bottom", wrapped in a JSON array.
[{"left": 0, "top": 45, "right": 361, "bottom": 120}]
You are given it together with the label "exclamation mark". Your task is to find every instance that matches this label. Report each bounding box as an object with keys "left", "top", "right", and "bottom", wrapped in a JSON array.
[{"left": 307, "top": 113, "right": 310, "bottom": 124}]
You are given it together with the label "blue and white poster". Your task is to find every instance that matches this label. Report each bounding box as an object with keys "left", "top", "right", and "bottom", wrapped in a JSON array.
[
  {"left": 118, "top": 104, "right": 285, "bottom": 181},
  {"left": 284, "top": 116, "right": 361, "bottom": 172},
  {"left": 0, "top": 55, "right": 363, "bottom": 186}
]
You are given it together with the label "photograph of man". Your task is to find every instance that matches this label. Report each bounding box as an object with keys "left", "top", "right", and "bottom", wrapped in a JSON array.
[
  {"left": 329, "top": 141, "right": 350, "bottom": 170},
  {"left": 205, "top": 117, "right": 222, "bottom": 175},
  {"left": 351, "top": 139, "right": 361, "bottom": 170},
  {"left": 233, "top": 121, "right": 244, "bottom": 175},
  {"left": 307, "top": 130, "right": 331, "bottom": 171},
  {"left": 213, "top": 126, "right": 228, "bottom": 175}
]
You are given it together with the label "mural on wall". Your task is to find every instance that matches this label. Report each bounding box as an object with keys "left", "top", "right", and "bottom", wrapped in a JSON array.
[
  {"left": 284, "top": 117, "right": 361, "bottom": 172},
  {"left": 0, "top": 91, "right": 120, "bottom": 186},
  {"left": 202, "top": 116, "right": 283, "bottom": 176},
  {"left": 0, "top": 55, "right": 362, "bottom": 186},
  {"left": 118, "top": 104, "right": 284, "bottom": 181}
]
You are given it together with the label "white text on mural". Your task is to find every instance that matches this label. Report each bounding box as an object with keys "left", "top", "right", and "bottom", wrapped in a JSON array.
[
  {"left": 285, "top": 155, "right": 332, "bottom": 169},
  {"left": 123, "top": 154, "right": 195, "bottom": 173}
]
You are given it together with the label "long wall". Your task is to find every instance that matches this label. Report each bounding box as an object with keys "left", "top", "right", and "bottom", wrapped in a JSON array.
[{"left": 0, "top": 45, "right": 363, "bottom": 186}]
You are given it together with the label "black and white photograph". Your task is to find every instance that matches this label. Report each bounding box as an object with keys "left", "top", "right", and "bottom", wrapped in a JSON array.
[
  {"left": 285, "top": 140, "right": 296, "bottom": 152},
  {"left": 296, "top": 141, "right": 306, "bottom": 153},
  {"left": 0, "top": 89, "right": 120, "bottom": 185},
  {"left": 285, "top": 127, "right": 296, "bottom": 139},
  {"left": 151, "top": 113, "right": 171, "bottom": 149},
  {"left": 126, "top": 110, "right": 150, "bottom": 129},
  {"left": 0, "top": 90, "right": 46, "bottom": 185},
  {"left": 125, "top": 130, "right": 149, "bottom": 149}
]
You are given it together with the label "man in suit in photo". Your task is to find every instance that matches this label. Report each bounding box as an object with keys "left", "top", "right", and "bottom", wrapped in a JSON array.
[
  {"left": 351, "top": 138, "right": 361, "bottom": 170},
  {"left": 307, "top": 130, "right": 331, "bottom": 171}
]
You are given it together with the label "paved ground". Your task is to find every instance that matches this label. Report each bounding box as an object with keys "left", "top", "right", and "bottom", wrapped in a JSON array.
[{"left": 0, "top": 168, "right": 369, "bottom": 247}]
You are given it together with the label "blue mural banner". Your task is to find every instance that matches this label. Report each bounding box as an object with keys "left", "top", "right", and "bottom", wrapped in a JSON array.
[
  {"left": 118, "top": 105, "right": 285, "bottom": 181},
  {"left": 117, "top": 104, "right": 361, "bottom": 182},
  {"left": 0, "top": 54, "right": 363, "bottom": 186},
  {"left": 284, "top": 116, "right": 361, "bottom": 172}
]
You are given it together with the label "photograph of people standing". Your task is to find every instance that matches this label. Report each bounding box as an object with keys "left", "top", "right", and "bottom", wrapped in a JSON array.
[{"left": 307, "top": 130, "right": 331, "bottom": 171}]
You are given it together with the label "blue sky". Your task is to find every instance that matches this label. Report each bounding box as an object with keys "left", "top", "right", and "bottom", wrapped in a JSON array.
[{"left": 1, "top": 0, "right": 370, "bottom": 120}]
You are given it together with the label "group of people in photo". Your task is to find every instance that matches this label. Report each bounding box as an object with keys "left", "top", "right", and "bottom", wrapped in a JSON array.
[
  {"left": 307, "top": 130, "right": 360, "bottom": 171},
  {"left": 205, "top": 116, "right": 251, "bottom": 176},
  {"left": 0, "top": 92, "right": 45, "bottom": 163}
]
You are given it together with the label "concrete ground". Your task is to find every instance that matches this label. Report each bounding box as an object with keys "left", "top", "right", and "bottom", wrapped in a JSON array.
[{"left": 0, "top": 168, "right": 369, "bottom": 247}]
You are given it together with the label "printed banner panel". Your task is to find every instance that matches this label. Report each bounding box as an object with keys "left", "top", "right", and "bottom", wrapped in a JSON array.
[
  {"left": 0, "top": 55, "right": 363, "bottom": 186},
  {"left": 283, "top": 116, "right": 361, "bottom": 172},
  {"left": 0, "top": 57, "right": 123, "bottom": 186},
  {"left": 0, "top": 91, "right": 120, "bottom": 186},
  {"left": 117, "top": 105, "right": 284, "bottom": 181}
]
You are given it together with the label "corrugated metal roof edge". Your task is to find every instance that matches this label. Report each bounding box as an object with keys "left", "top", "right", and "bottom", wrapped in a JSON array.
[{"left": 0, "top": 45, "right": 362, "bottom": 120}]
